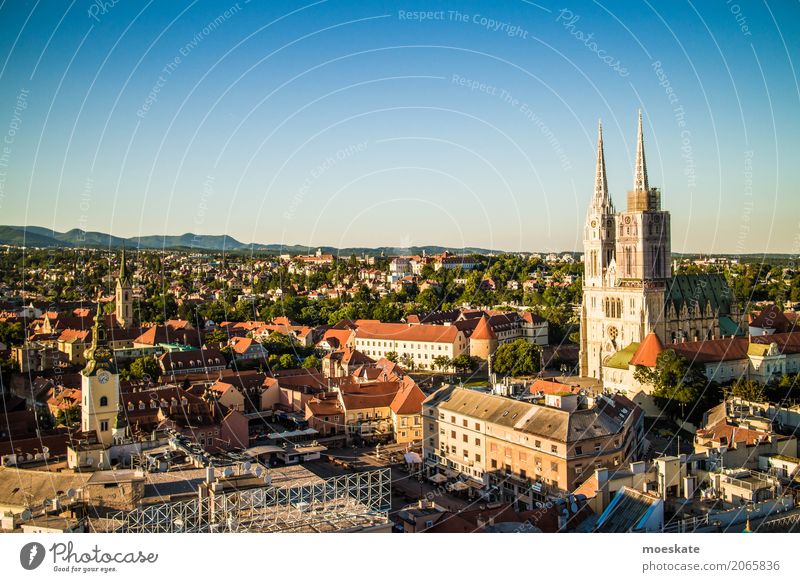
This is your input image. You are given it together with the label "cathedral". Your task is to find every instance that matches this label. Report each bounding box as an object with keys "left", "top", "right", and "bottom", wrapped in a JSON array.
[{"left": 579, "top": 112, "right": 742, "bottom": 380}]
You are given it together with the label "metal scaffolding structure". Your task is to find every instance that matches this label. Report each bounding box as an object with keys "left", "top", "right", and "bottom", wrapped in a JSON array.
[{"left": 102, "top": 468, "right": 390, "bottom": 533}]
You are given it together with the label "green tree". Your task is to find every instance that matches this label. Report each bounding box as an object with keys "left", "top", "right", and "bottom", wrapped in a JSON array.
[
  {"left": 452, "top": 354, "right": 475, "bottom": 374},
  {"left": 54, "top": 406, "right": 80, "bottom": 427},
  {"left": 302, "top": 354, "right": 321, "bottom": 369},
  {"left": 203, "top": 328, "right": 229, "bottom": 347},
  {"left": 263, "top": 332, "right": 296, "bottom": 354},
  {"left": 492, "top": 339, "right": 541, "bottom": 377},
  {"left": 0, "top": 321, "right": 24, "bottom": 347},
  {"left": 634, "top": 349, "right": 709, "bottom": 419},
  {"left": 433, "top": 355, "right": 452, "bottom": 372},
  {"left": 399, "top": 353, "right": 415, "bottom": 371},
  {"left": 385, "top": 351, "right": 398, "bottom": 363},
  {"left": 129, "top": 356, "right": 161, "bottom": 380},
  {"left": 726, "top": 378, "right": 766, "bottom": 402},
  {"left": 279, "top": 353, "right": 296, "bottom": 369}
]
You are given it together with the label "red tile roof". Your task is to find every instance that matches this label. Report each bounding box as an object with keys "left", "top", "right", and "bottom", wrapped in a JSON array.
[
  {"left": 390, "top": 380, "right": 425, "bottom": 415},
  {"left": 629, "top": 332, "right": 664, "bottom": 367},
  {"left": 470, "top": 315, "right": 497, "bottom": 341},
  {"left": 529, "top": 378, "right": 580, "bottom": 395},
  {"left": 355, "top": 322, "right": 460, "bottom": 343}
]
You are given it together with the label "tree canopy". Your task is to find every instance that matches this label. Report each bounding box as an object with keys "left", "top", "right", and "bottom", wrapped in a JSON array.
[{"left": 491, "top": 339, "right": 541, "bottom": 377}]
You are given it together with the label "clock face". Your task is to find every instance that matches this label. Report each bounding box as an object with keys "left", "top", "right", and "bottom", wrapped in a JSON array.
[
  {"left": 590, "top": 220, "right": 597, "bottom": 228},
  {"left": 98, "top": 371, "right": 110, "bottom": 384}
]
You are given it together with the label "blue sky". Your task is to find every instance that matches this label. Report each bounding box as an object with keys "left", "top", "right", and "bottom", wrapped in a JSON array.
[{"left": 0, "top": 0, "right": 798, "bottom": 253}]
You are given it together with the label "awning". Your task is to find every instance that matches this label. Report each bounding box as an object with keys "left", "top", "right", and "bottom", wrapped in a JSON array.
[
  {"left": 444, "top": 469, "right": 459, "bottom": 478},
  {"left": 404, "top": 451, "right": 422, "bottom": 464},
  {"left": 450, "top": 481, "right": 469, "bottom": 491},
  {"left": 429, "top": 473, "right": 448, "bottom": 484},
  {"left": 466, "top": 478, "right": 485, "bottom": 490}
]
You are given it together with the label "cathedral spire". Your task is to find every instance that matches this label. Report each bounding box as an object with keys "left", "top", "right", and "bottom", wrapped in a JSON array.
[
  {"left": 634, "top": 109, "right": 649, "bottom": 192},
  {"left": 593, "top": 119, "right": 610, "bottom": 208}
]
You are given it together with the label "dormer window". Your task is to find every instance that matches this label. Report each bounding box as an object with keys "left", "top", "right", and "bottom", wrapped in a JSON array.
[
  {"left": 127, "top": 402, "right": 134, "bottom": 411},
  {"left": 139, "top": 402, "right": 145, "bottom": 410}
]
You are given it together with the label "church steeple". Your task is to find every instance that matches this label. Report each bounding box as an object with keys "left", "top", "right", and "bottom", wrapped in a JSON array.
[
  {"left": 593, "top": 120, "right": 612, "bottom": 211},
  {"left": 633, "top": 109, "right": 648, "bottom": 192},
  {"left": 84, "top": 293, "right": 116, "bottom": 375},
  {"left": 115, "top": 245, "right": 133, "bottom": 329},
  {"left": 119, "top": 243, "right": 129, "bottom": 285}
]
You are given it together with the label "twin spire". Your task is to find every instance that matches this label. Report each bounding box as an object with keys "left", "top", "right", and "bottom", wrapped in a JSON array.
[
  {"left": 633, "top": 109, "right": 648, "bottom": 192},
  {"left": 593, "top": 120, "right": 610, "bottom": 208},
  {"left": 593, "top": 110, "right": 650, "bottom": 209}
]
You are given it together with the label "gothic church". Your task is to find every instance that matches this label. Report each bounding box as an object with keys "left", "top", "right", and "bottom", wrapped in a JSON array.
[{"left": 579, "top": 112, "right": 742, "bottom": 380}]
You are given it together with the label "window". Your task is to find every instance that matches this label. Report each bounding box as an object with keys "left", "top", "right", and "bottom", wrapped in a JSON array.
[
  {"left": 490, "top": 443, "right": 498, "bottom": 452},
  {"left": 594, "top": 444, "right": 602, "bottom": 452},
  {"left": 550, "top": 445, "right": 558, "bottom": 453},
  {"left": 99, "top": 396, "right": 108, "bottom": 407},
  {"left": 450, "top": 416, "right": 455, "bottom": 423},
  {"left": 490, "top": 459, "right": 497, "bottom": 469},
  {"left": 475, "top": 454, "right": 481, "bottom": 463},
  {"left": 475, "top": 438, "right": 481, "bottom": 446},
  {"left": 451, "top": 430, "right": 456, "bottom": 438},
  {"left": 550, "top": 462, "right": 558, "bottom": 472},
  {"left": 100, "top": 420, "right": 109, "bottom": 432},
  {"left": 462, "top": 434, "right": 468, "bottom": 443},
  {"left": 520, "top": 469, "right": 527, "bottom": 480},
  {"left": 519, "top": 452, "right": 527, "bottom": 462},
  {"left": 575, "top": 446, "right": 582, "bottom": 455},
  {"left": 534, "top": 440, "right": 541, "bottom": 448}
]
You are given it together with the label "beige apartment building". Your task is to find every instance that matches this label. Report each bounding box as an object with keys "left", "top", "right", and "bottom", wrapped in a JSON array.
[{"left": 423, "top": 386, "right": 644, "bottom": 508}]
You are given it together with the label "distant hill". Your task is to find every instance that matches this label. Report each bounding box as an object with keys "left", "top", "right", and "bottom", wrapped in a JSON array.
[
  {"left": 0, "top": 225, "right": 73, "bottom": 247},
  {"left": 0, "top": 225, "right": 506, "bottom": 255}
]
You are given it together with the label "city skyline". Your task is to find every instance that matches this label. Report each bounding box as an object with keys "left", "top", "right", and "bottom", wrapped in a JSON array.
[{"left": 0, "top": 1, "right": 798, "bottom": 254}]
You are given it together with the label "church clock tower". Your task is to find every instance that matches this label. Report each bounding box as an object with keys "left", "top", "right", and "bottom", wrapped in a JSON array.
[{"left": 81, "top": 298, "right": 120, "bottom": 446}]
